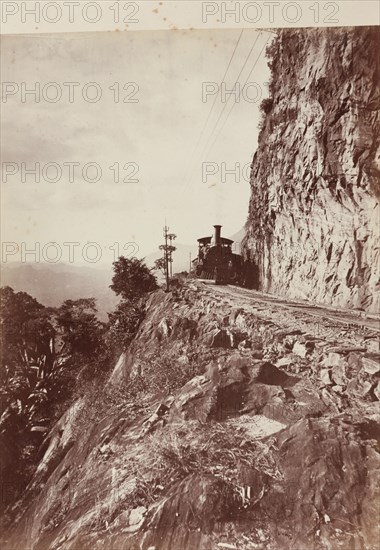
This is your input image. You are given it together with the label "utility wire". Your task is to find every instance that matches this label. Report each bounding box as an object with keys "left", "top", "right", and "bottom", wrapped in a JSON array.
[
  {"left": 205, "top": 33, "right": 270, "bottom": 159},
  {"left": 184, "top": 29, "right": 269, "bottom": 189},
  {"left": 198, "top": 31, "right": 262, "bottom": 162},
  {"left": 197, "top": 28, "right": 245, "bottom": 148},
  {"left": 182, "top": 29, "right": 245, "bottom": 186}
]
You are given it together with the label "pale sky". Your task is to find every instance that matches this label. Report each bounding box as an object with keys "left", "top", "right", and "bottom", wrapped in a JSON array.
[{"left": 1, "top": 28, "right": 272, "bottom": 265}]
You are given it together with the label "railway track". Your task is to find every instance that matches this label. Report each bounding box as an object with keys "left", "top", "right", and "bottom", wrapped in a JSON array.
[{"left": 208, "top": 284, "right": 380, "bottom": 333}]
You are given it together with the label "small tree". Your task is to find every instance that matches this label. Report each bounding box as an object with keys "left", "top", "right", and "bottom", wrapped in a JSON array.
[
  {"left": 110, "top": 257, "right": 158, "bottom": 301},
  {"left": 108, "top": 257, "right": 157, "bottom": 352},
  {"left": 55, "top": 298, "right": 105, "bottom": 356}
]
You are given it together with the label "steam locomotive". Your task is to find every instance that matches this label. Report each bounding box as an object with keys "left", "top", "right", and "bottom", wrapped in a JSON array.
[{"left": 192, "top": 225, "right": 248, "bottom": 285}]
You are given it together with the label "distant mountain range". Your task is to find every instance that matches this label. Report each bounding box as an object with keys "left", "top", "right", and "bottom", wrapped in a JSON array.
[
  {"left": 0, "top": 262, "right": 119, "bottom": 321},
  {"left": 1, "top": 228, "right": 245, "bottom": 321}
]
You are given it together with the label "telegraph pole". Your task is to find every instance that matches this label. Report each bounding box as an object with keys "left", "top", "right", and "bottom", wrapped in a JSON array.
[
  {"left": 157, "top": 225, "right": 176, "bottom": 292},
  {"left": 163, "top": 225, "right": 170, "bottom": 292},
  {"left": 168, "top": 233, "right": 177, "bottom": 277}
]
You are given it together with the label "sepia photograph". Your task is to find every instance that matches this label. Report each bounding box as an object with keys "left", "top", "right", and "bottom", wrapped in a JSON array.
[{"left": 1, "top": 2, "right": 379, "bottom": 549}]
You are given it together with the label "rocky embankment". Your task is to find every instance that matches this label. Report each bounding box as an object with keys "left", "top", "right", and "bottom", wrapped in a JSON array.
[
  {"left": 2, "top": 282, "right": 380, "bottom": 550},
  {"left": 242, "top": 26, "right": 380, "bottom": 313}
]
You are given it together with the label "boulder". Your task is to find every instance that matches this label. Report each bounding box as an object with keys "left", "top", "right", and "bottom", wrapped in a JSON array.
[
  {"left": 129, "top": 506, "right": 147, "bottom": 527},
  {"left": 292, "top": 341, "right": 315, "bottom": 358},
  {"left": 292, "top": 342, "right": 308, "bottom": 358},
  {"left": 322, "top": 352, "right": 348, "bottom": 369},
  {"left": 320, "top": 369, "right": 332, "bottom": 386},
  {"left": 331, "top": 363, "right": 347, "bottom": 386},
  {"left": 276, "top": 356, "right": 294, "bottom": 368},
  {"left": 211, "top": 329, "right": 233, "bottom": 349},
  {"left": 362, "top": 356, "right": 380, "bottom": 376},
  {"left": 374, "top": 382, "right": 380, "bottom": 401},
  {"left": 365, "top": 339, "right": 380, "bottom": 354},
  {"left": 347, "top": 352, "right": 363, "bottom": 376},
  {"left": 362, "top": 381, "right": 374, "bottom": 398}
]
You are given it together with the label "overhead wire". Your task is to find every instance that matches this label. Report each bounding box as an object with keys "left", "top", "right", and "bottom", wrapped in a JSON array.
[
  {"left": 184, "top": 29, "right": 274, "bottom": 189},
  {"left": 198, "top": 30, "right": 263, "bottom": 163},
  {"left": 181, "top": 29, "right": 245, "bottom": 187},
  {"left": 204, "top": 32, "right": 271, "bottom": 159}
]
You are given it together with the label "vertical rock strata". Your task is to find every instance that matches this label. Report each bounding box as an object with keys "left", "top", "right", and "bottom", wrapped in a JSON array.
[{"left": 243, "top": 27, "right": 380, "bottom": 312}]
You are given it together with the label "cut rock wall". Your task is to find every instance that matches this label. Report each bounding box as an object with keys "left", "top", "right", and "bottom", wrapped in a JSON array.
[{"left": 243, "top": 27, "right": 380, "bottom": 312}]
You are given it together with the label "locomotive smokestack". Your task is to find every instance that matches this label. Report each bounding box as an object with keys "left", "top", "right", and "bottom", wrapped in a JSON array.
[{"left": 214, "top": 225, "right": 222, "bottom": 246}]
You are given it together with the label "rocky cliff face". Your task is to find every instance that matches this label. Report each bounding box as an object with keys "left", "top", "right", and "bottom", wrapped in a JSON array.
[
  {"left": 243, "top": 27, "right": 380, "bottom": 313},
  {"left": 2, "top": 282, "right": 379, "bottom": 550}
]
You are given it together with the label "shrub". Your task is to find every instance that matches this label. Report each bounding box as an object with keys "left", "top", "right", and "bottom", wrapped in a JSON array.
[
  {"left": 110, "top": 257, "right": 158, "bottom": 302},
  {"left": 260, "top": 97, "right": 273, "bottom": 115}
]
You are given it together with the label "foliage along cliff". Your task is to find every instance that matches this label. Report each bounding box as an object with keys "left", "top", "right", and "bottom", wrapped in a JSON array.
[{"left": 242, "top": 26, "right": 380, "bottom": 313}]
